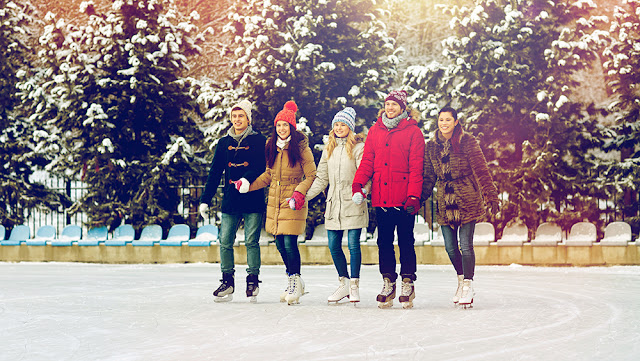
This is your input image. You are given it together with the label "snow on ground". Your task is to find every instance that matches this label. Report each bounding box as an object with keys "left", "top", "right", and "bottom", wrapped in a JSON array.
[{"left": 1, "top": 263, "right": 639, "bottom": 361}]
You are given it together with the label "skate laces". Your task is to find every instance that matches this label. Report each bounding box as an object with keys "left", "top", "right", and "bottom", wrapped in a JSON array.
[
  {"left": 401, "top": 280, "right": 413, "bottom": 295},
  {"left": 382, "top": 279, "right": 394, "bottom": 295}
]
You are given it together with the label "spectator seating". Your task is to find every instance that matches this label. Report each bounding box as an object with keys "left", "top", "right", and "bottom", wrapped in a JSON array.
[
  {"left": 531, "top": 222, "right": 562, "bottom": 246},
  {"left": 473, "top": 222, "right": 495, "bottom": 246},
  {"left": 132, "top": 225, "right": 162, "bottom": 246},
  {"left": 188, "top": 225, "right": 218, "bottom": 246},
  {"left": 565, "top": 222, "right": 597, "bottom": 246},
  {"left": 496, "top": 223, "right": 528, "bottom": 246},
  {"left": 600, "top": 221, "right": 632, "bottom": 246},
  {"left": 77, "top": 226, "right": 109, "bottom": 246},
  {"left": 0, "top": 225, "right": 30, "bottom": 246},
  {"left": 0, "top": 225, "right": 5, "bottom": 240},
  {"left": 305, "top": 224, "right": 329, "bottom": 246},
  {"left": 51, "top": 225, "right": 82, "bottom": 246},
  {"left": 105, "top": 224, "right": 135, "bottom": 246},
  {"left": 259, "top": 229, "right": 273, "bottom": 246},
  {"left": 429, "top": 227, "right": 445, "bottom": 246},
  {"left": 159, "top": 224, "right": 190, "bottom": 246},
  {"left": 413, "top": 223, "right": 430, "bottom": 246},
  {"left": 26, "top": 225, "right": 57, "bottom": 246}
]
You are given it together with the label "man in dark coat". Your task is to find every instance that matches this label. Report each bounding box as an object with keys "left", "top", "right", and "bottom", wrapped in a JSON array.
[{"left": 199, "top": 100, "right": 266, "bottom": 302}]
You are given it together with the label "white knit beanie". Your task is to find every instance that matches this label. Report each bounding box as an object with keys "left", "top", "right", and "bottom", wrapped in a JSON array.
[
  {"left": 332, "top": 107, "right": 357, "bottom": 132},
  {"left": 231, "top": 100, "right": 252, "bottom": 123}
]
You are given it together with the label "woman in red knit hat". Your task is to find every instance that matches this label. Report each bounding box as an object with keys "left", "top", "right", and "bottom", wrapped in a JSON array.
[{"left": 236, "top": 100, "right": 316, "bottom": 305}]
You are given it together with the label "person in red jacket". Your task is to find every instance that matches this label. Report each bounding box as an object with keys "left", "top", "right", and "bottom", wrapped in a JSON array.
[{"left": 352, "top": 90, "right": 425, "bottom": 309}]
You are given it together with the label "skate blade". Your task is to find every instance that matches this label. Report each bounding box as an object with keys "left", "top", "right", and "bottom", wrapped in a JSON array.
[
  {"left": 214, "top": 295, "right": 233, "bottom": 303},
  {"left": 248, "top": 296, "right": 257, "bottom": 303},
  {"left": 402, "top": 302, "right": 414, "bottom": 309},
  {"left": 377, "top": 301, "right": 393, "bottom": 309}
]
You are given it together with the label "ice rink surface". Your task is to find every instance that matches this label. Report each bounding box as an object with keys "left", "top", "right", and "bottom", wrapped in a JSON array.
[{"left": 1, "top": 262, "right": 639, "bottom": 361}]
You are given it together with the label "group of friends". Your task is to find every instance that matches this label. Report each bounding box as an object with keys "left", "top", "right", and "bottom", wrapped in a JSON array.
[{"left": 199, "top": 89, "right": 499, "bottom": 309}]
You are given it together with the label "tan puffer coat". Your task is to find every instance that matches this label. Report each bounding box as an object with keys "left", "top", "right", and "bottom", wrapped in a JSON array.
[
  {"left": 422, "top": 129, "right": 498, "bottom": 226},
  {"left": 307, "top": 138, "right": 370, "bottom": 231},
  {"left": 249, "top": 134, "right": 317, "bottom": 235}
]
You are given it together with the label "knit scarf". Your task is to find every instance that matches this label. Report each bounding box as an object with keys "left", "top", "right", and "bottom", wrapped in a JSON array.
[
  {"left": 276, "top": 136, "right": 291, "bottom": 149},
  {"left": 228, "top": 125, "right": 254, "bottom": 146},
  {"left": 438, "top": 131, "right": 461, "bottom": 226},
  {"left": 381, "top": 110, "right": 408, "bottom": 130}
]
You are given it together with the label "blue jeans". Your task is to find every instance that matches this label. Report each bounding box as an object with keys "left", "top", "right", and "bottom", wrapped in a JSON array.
[
  {"left": 441, "top": 222, "right": 476, "bottom": 280},
  {"left": 375, "top": 207, "right": 417, "bottom": 280},
  {"left": 274, "top": 235, "right": 300, "bottom": 275},
  {"left": 327, "top": 229, "right": 362, "bottom": 278},
  {"left": 219, "top": 212, "right": 263, "bottom": 276}
]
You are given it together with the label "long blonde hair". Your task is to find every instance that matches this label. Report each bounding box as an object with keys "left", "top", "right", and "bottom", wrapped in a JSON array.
[{"left": 325, "top": 129, "right": 365, "bottom": 159}]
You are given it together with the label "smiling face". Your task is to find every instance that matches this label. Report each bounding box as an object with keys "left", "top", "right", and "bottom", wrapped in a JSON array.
[
  {"left": 384, "top": 100, "right": 403, "bottom": 119},
  {"left": 275, "top": 121, "right": 291, "bottom": 139},
  {"left": 333, "top": 122, "right": 351, "bottom": 138},
  {"left": 438, "top": 111, "right": 459, "bottom": 139},
  {"left": 231, "top": 109, "right": 249, "bottom": 135}
]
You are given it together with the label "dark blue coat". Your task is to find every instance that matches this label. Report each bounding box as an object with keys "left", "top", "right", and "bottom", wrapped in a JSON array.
[{"left": 200, "top": 131, "right": 267, "bottom": 214}]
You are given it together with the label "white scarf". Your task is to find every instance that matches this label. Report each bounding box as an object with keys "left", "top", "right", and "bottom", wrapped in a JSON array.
[{"left": 276, "top": 136, "right": 291, "bottom": 149}]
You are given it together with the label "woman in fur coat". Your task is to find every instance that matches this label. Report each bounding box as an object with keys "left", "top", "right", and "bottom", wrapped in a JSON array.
[
  {"left": 306, "top": 107, "right": 370, "bottom": 305},
  {"left": 236, "top": 100, "right": 316, "bottom": 305},
  {"left": 422, "top": 106, "right": 499, "bottom": 308}
]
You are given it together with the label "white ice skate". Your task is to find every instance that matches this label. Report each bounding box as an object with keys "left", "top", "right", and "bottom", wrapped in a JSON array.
[
  {"left": 286, "top": 274, "right": 304, "bottom": 305},
  {"left": 376, "top": 276, "right": 396, "bottom": 309},
  {"left": 399, "top": 277, "right": 415, "bottom": 309},
  {"left": 328, "top": 277, "right": 350, "bottom": 304},
  {"left": 458, "top": 279, "right": 474, "bottom": 309},
  {"left": 452, "top": 275, "right": 464, "bottom": 304},
  {"left": 349, "top": 278, "right": 360, "bottom": 305},
  {"left": 213, "top": 274, "right": 234, "bottom": 303}
]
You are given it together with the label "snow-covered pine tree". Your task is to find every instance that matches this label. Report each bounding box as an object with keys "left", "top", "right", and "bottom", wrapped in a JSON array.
[
  {"left": 600, "top": 0, "right": 640, "bottom": 232},
  {"left": 1, "top": 0, "right": 69, "bottom": 229},
  {"left": 403, "top": 0, "right": 609, "bottom": 234},
  {"left": 16, "top": 0, "right": 209, "bottom": 230},
  {"left": 222, "top": 0, "right": 401, "bottom": 236}
]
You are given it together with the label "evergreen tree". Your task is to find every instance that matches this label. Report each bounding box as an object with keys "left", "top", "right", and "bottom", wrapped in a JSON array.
[
  {"left": 1, "top": 0, "right": 69, "bottom": 228},
  {"left": 221, "top": 0, "right": 401, "bottom": 236},
  {"left": 16, "top": 0, "right": 209, "bottom": 229},
  {"left": 403, "top": 0, "right": 609, "bottom": 234},
  {"left": 600, "top": 0, "right": 640, "bottom": 231}
]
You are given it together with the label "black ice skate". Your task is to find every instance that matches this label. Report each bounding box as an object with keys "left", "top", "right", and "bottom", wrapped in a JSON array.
[
  {"left": 399, "top": 277, "right": 415, "bottom": 309},
  {"left": 376, "top": 275, "right": 396, "bottom": 309},
  {"left": 246, "top": 274, "right": 261, "bottom": 303},
  {"left": 213, "top": 273, "right": 234, "bottom": 302}
]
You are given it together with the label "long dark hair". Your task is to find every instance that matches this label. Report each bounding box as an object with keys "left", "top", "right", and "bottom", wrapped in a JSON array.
[
  {"left": 265, "top": 124, "right": 304, "bottom": 168},
  {"left": 439, "top": 106, "right": 463, "bottom": 152}
]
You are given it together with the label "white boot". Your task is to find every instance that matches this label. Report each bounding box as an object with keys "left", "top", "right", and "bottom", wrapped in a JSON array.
[
  {"left": 349, "top": 278, "right": 360, "bottom": 304},
  {"left": 459, "top": 279, "right": 474, "bottom": 308},
  {"left": 280, "top": 275, "right": 292, "bottom": 303},
  {"left": 285, "top": 274, "right": 303, "bottom": 305},
  {"left": 399, "top": 277, "right": 415, "bottom": 309},
  {"left": 452, "top": 275, "right": 464, "bottom": 304},
  {"left": 328, "top": 277, "right": 349, "bottom": 303}
]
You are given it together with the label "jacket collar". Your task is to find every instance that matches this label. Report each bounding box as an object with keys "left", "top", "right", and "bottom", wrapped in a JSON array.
[{"left": 374, "top": 116, "right": 417, "bottom": 132}]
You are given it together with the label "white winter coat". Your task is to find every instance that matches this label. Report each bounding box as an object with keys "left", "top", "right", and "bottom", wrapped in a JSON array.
[{"left": 307, "top": 138, "right": 370, "bottom": 230}]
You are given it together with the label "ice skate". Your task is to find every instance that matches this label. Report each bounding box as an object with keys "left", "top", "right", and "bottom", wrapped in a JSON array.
[
  {"left": 459, "top": 279, "right": 474, "bottom": 309},
  {"left": 399, "top": 277, "right": 415, "bottom": 309},
  {"left": 213, "top": 273, "right": 234, "bottom": 302},
  {"left": 328, "top": 277, "right": 350, "bottom": 304},
  {"left": 349, "top": 278, "right": 360, "bottom": 305},
  {"left": 376, "top": 275, "right": 396, "bottom": 309},
  {"left": 280, "top": 276, "right": 291, "bottom": 302},
  {"left": 285, "top": 274, "right": 304, "bottom": 305},
  {"left": 246, "top": 274, "right": 260, "bottom": 303},
  {"left": 452, "top": 275, "right": 464, "bottom": 304}
]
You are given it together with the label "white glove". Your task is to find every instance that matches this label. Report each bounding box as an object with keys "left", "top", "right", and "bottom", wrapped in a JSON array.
[
  {"left": 288, "top": 197, "right": 297, "bottom": 210},
  {"left": 199, "top": 203, "right": 209, "bottom": 218},
  {"left": 352, "top": 190, "right": 365, "bottom": 205},
  {"left": 235, "top": 177, "right": 250, "bottom": 193}
]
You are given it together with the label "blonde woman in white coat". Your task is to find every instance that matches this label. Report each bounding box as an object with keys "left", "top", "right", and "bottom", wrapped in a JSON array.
[{"left": 307, "top": 107, "right": 370, "bottom": 304}]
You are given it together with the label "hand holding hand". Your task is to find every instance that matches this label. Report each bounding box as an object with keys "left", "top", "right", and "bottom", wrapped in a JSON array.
[
  {"left": 234, "top": 178, "right": 250, "bottom": 193},
  {"left": 287, "top": 191, "right": 306, "bottom": 210},
  {"left": 199, "top": 203, "right": 209, "bottom": 218},
  {"left": 403, "top": 196, "right": 421, "bottom": 215}
]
